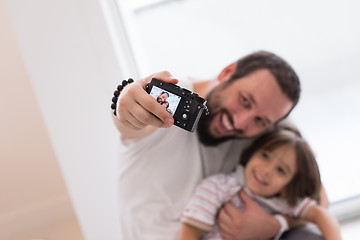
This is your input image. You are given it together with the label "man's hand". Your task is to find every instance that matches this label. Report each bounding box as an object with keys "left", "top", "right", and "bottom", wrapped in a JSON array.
[
  {"left": 217, "top": 190, "right": 280, "bottom": 240},
  {"left": 112, "top": 71, "right": 178, "bottom": 139}
]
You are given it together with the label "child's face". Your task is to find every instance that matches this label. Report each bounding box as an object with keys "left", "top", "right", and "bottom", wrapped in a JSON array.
[{"left": 244, "top": 144, "right": 297, "bottom": 197}]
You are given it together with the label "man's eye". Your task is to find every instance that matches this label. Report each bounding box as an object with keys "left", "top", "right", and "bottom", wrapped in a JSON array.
[
  {"left": 241, "top": 95, "right": 250, "bottom": 107},
  {"left": 255, "top": 117, "right": 266, "bottom": 127}
]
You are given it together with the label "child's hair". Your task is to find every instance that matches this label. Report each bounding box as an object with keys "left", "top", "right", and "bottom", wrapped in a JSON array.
[{"left": 240, "top": 122, "right": 321, "bottom": 206}]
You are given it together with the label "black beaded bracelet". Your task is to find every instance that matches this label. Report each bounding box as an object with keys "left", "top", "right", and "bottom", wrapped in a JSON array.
[{"left": 111, "top": 78, "right": 134, "bottom": 116}]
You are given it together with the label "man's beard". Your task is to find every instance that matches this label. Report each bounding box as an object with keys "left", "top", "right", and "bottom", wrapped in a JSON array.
[
  {"left": 197, "top": 110, "right": 234, "bottom": 146},
  {"left": 196, "top": 86, "right": 235, "bottom": 146}
]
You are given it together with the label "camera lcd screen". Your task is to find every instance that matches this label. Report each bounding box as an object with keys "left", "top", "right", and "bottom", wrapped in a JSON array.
[{"left": 149, "top": 85, "right": 181, "bottom": 116}]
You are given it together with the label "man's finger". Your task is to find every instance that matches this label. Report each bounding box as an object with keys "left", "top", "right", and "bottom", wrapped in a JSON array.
[
  {"left": 152, "top": 71, "right": 179, "bottom": 84},
  {"left": 219, "top": 203, "right": 233, "bottom": 225},
  {"left": 218, "top": 205, "right": 232, "bottom": 238},
  {"left": 139, "top": 71, "right": 179, "bottom": 88},
  {"left": 138, "top": 92, "right": 174, "bottom": 127},
  {"left": 223, "top": 202, "right": 241, "bottom": 219},
  {"left": 239, "top": 190, "right": 254, "bottom": 205},
  {"left": 218, "top": 203, "right": 240, "bottom": 237},
  {"left": 120, "top": 82, "right": 174, "bottom": 127}
]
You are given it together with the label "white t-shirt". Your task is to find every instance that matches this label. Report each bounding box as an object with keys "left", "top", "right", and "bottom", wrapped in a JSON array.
[{"left": 116, "top": 78, "right": 253, "bottom": 240}]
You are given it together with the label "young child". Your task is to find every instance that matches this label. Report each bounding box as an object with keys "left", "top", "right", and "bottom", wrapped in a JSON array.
[
  {"left": 161, "top": 101, "right": 173, "bottom": 116},
  {"left": 179, "top": 123, "right": 341, "bottom": 240}
]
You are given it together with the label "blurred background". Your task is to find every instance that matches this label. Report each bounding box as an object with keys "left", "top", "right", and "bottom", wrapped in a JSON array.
[{"left": 1, "top": 0, "right": 359, "bottom": 239}]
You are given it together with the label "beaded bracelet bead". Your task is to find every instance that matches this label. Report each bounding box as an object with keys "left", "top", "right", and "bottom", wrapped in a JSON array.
[{"left": 111, "top": 78, "right": 134, "bottom": 116}]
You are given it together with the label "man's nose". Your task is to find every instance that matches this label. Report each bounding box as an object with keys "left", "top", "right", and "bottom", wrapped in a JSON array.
[{"left": 232, "top": 111, "right": 252, "bottom": 133}]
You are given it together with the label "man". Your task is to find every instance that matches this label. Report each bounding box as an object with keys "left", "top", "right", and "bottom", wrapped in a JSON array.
[
  {"left": 112, "top": 51, "right": 324, "bottom": 239},
  {"left": 156, "top": 91, "right": 170, "bottom": 103}
]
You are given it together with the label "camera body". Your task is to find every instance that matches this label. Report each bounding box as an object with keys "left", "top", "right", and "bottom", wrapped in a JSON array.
[{"left": 146, "top": 78, "right": 208, "bottom": 132}]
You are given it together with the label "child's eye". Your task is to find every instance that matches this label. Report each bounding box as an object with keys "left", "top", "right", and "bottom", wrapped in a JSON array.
[
  {"left": 262, "top": 152, "right": 270, "bottom": 160},
  {"left": 277, "top": 167, "right": 286, "bottom": 175}
]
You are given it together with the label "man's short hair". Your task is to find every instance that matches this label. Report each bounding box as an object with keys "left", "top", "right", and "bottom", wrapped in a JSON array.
[{"left": 227, "top": 51, "right": 301, "bottom": 110}]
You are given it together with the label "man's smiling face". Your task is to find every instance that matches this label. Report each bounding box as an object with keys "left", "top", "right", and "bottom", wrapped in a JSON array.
[{"left": 197, "top": 69, "right": 293, "bottom": 145}]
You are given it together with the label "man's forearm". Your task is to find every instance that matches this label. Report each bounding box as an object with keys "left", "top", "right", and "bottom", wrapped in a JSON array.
[
  {"left": 265, "top": 215, "right": 282, "bottom": 239},
  {"left": 112, "top": 112, "right": 157, "bottom": 139}
]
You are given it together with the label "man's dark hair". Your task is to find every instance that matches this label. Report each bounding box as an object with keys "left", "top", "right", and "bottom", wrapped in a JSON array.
[
  {"left": 227, "top": 50, "right": 301, "bottom": 116},
  {"left": 160, "top": 91, "right": 169, "bottom": 97}
]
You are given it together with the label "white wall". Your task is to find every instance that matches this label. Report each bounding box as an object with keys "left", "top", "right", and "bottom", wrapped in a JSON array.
[
  {"left": 0, "top": 2, "right": 81, "bottom": 238},
  {"left": 3, "top": 0, "right": 129, "bottom": 239}
]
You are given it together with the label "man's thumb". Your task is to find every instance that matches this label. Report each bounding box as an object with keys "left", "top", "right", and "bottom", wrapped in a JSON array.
[{"left": 239, "top": 190, "right": 253, "bottom": 204}]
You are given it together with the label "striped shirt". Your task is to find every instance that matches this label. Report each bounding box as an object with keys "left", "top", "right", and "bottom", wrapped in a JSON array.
[{"left": 181, "top": 165, "right": 315, "bottom": 240}]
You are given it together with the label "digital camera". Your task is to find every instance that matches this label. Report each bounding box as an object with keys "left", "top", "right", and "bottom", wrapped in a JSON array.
[{"left": 146, "top": 78, "right": 208, "bottom": 132}]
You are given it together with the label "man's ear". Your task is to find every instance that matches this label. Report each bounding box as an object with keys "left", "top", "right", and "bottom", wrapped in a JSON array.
[{"left": 217, "top": 63, "right": 237, "bottom": 82}]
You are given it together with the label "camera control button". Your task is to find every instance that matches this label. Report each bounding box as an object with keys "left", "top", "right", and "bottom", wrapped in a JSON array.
[{"left": 181, "top": 113, "right": 189, "bottom": 120}]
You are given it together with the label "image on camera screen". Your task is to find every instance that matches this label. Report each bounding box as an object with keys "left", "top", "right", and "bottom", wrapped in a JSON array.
[{"left": 149, "top": 86, "right": 181, "bottom": 116}]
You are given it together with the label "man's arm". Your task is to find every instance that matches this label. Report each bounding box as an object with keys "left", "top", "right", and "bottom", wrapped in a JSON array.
[
  {"left": 112, "top": 71, "right": 177, "bottom": 139},
  {"left": 217, "top": 190, "right": 280, "bottom": 240}
]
